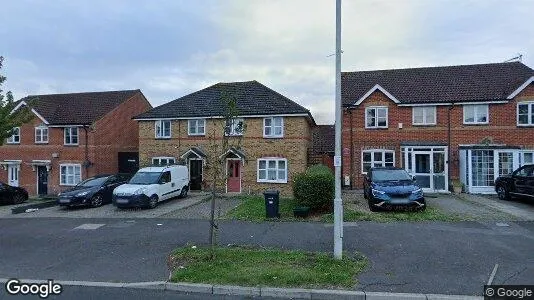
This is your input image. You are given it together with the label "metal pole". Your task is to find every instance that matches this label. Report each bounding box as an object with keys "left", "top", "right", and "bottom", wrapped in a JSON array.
[{"left": 333, "top": 0, "right": 343, "bottom": 259}]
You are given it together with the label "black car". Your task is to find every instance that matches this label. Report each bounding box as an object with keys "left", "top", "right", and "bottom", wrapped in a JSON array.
[
  {"left": 495, "top": 164, "right": 534, "bottom": 201},
  {"left": 57, "top": 174, "right": 131, "bottom": 208},
  {"left": 0, "top": 182, "right": 28, "bottom": 205},
  {"left": 363, "top": 167, "right": 425, "bottom": 211}
]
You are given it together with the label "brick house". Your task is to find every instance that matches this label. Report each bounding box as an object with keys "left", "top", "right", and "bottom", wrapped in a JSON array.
[
  {"left": 308, "top": 125, "right": 335, "bottom": 173},
  {"left": 0, "top": 90, "right": 152, "bottom": 196},
  {"left": 341, "top": 62, "right": 534, "bottom": 194},
  {"left": 134, "top": 80, "right": 315, "bottom": 196}
]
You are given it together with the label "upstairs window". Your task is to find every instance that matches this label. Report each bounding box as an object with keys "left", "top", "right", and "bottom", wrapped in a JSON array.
[
  {"left": 463, "top": 105, "right": 488, "bottom": 124},
  {"left": 155, "top": 120, "right": 171, "bottom": 138},
  {"left": 263, "top": 117, "right": 283, "bottom": 138},
  {"left": 412, "top": 106, "right": 436, "bottom": 125},
  {"left": 188, "top": 119, "right": 205, "bottom": 136},
  {"left": 225, "top": 118, "right": 244, "bottom": 136},
  {"left": 365, "top": 107, "right": 388, "bottom": 128},
  {"left": 64, "top": 127, "right": 79, "bottom": 145},
  {"left": 35, "top": 125, "right": 49, "bottom": 144},
  {"left": 6, "top": 127, "right": 20, "bottom": 144},
  {"left": 517, "top": 102, "right": 534, "bottom": 126}
]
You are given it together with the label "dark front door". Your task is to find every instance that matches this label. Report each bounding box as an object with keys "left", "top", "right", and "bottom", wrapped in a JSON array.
[
  {"left": 118, "top": 152, "right": 139, "bottom": 174},
  {"left": 189, "top": 160, "right": 203, "bottom": 190},
  {"left": 37, "top": 166, "right": 48, "bottom": 196}
]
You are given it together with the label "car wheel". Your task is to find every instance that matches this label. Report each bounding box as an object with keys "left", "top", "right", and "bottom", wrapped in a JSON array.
[
  {"left": 496, "top": 185, "right": 510, "bottom": 200},
  {"left": 180, "top": 186, "right": 188, "bottom": 198},
  {"left": 12, "top": 193, "right": 26, "bottom": 204},
  {"left": 368, "top": 200, "right": 379, "bottom": 212},
  {"left": 90, "top": 194, "right": 104, "bottom": 207},
  {"left": 148, "top": 195, "right": 158, "bottom": 209}
]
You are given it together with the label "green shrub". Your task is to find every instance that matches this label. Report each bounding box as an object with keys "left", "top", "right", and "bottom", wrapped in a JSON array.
[{"left": 293, "top": 164, "right": 335, "bottom": 211}]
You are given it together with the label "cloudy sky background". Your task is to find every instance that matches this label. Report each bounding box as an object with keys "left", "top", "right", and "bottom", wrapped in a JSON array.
[{"left": 1, "top": 0, "right": 533, "bottom": 124}]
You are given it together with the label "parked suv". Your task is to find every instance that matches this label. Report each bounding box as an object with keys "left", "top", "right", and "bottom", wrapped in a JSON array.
[
  {"left": 363, "top": 167, "right": 425, "bottom": 212},
  {"left": 495, "top": 164, "right": 534, "bottom": 201},
  {"left": 57, "top": 174, "right": 131, "bottom": 208},
  {"left": 113, "top": 165, "right": 189, "bottom": 209}
]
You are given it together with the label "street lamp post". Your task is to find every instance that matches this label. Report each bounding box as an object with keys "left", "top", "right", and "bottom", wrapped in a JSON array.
[{"left": 333, "top": 0, "right": 343, "bottom": 259}]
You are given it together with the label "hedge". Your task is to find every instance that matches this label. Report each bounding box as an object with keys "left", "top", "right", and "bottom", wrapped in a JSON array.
[{"left": 293, "top": 164, "right": 335, "bottom": 211}]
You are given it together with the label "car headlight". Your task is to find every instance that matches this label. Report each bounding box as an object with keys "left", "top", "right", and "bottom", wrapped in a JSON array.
[
  {"left": 372, "top": 189, "right": 386, "bottom": 197},
  {"left": 133, "top": 188, "right": 147, "bottom": 195},
  {"left": 76, "top": 191, "right": 89, "bottom": 197},
  {"left": 411, "top": 188, "right": 423, "bottom": 194}
]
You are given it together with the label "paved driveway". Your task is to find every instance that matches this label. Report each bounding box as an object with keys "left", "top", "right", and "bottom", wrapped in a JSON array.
[{"left": 0, "top": 192, "right": 209, "bottom": 219}]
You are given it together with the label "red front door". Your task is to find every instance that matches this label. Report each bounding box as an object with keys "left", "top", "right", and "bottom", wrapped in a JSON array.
[{"left": 227, "top": 160, "right": 241, "bottom": 192}]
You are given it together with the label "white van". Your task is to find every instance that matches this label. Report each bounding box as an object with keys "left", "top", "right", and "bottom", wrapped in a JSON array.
[{"left": 113, "top": 165, "right": 189, "bottom": 209}]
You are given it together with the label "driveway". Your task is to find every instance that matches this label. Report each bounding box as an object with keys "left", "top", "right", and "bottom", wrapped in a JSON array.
[
  {"left": 0, "top": 192, "right": 210, "bottom": 219},
  {"left": 343, "top": 190, "right": 534, "bottom": 221}
]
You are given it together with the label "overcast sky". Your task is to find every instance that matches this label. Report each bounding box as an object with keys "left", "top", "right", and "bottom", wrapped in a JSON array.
[{"left": 1, "top": 0, "right": 533, "bottom": 124}]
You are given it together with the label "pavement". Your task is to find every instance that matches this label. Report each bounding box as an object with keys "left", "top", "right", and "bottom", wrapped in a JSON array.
[{"left": 0, "top": 217, "right": 533, "bottom": 296}]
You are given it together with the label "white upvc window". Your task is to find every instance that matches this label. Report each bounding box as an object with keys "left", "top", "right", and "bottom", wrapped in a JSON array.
[
  {"left": 517, "top": 102, "right": 534, "bottom": 126},
  {"left": 155, "top": 120, "right": 171, "bottom": 138},
  {"left": 412, "top": 106, "right": 436, "bottom": 125},
  {"left": 64, "top": 127, "right": 79, "bottom": 145},
  {"left": 188, "top": 119, "right": 205, "bottom": 136},
  {"left": 463, "top": 104, "right": 489, "bottom": 124},
  {"left": 152, "top": 157, "right": 176, "bottom": 166},
  {"left": 365, "top": 106, "right": 388, "bottom": 128},
  {"left": 361, "top": 149, "right": 395, "bottom": 174},
  {"left": 35, "top": 125, "right": 49, "bottom": 144},
  {"left": 225, "top": 118, "right": 244, "bottom": 136},
  {"left": 257, "top": 158, "right": 287, "bottom": 183},
  {"left": 60, "top": 164, "right": 82, "bottom": 186},
  {"left": 521, "top": 151, "right": 534, "bottom": 165},
  {"left": 263, "top": 117, "right": 284, "bottom": 138},
  {"left": 6, "top": 127, "right": 20, "bottom": 144}
]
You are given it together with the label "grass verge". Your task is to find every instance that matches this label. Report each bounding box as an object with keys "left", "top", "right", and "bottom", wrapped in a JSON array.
[
  {"left": 226, "top": 196, "right": 465, "bottom": 223},
  {"left": 169, "top": 245, "right": 367, "bottom": 288}
]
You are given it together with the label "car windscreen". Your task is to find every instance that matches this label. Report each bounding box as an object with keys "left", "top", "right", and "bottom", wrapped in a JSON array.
[
  {"left": 128, "top": 172, "right": 161, "bottom": 185},
  {"left": 371, "top": 169, "right": 412, "bottom": 182},
  {"left": 76, "top": 177, "right": 108, "bottom": 187}
]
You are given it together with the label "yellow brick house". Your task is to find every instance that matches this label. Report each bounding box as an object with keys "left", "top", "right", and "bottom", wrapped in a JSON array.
[{"left": 134, "top": 81, "right": 315, "bottom": 196}]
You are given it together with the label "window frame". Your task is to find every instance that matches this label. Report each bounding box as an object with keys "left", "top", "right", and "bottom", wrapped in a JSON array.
[
  {"left": 412, "top": 106, "right": 437, "bottom": 126},
  {"left": 263, "top": 117, "right": 284, "bottom": 138},
  {"left": 154, "top": 120, "right": 172, "bottom": 139},
  {"left": 225, "top": 118, "right": 245, "bottom": 136},
  {"left": 59, "top": 163, "right": 82, "bottom": 186},
  {"left": 152, "top": 157, "right": 176, "bottom": 166},
  {"left": 64, "top": 127, "right": 79, "bottom": 146},
  {"left": 517, "top": 101, "right": 534, "bottom": 126},
  {"left": 35, "top": 125, "right": 49, "bottom": 144},
  {"left": 361, "top": 149, "right": 395, "bottom": 174},
  {"left": 463, "top": 104, "right": 489, "bottom": 125},
  {"left": 257, "top": 158, "right": 288, "bottom": 183},
  {"left": 365, "top": 106, "right": 389, "bottom": 129},
  {"left": 6, "top": 127, "right": 21, "bottom": 144},
  {"left": 187, "top": 119, "right": 206, "bottom": 136}
]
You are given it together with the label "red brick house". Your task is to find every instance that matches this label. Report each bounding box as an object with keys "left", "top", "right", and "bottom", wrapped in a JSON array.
[
  {"left": 341, "top": 62, "right": 534, "bottom": 194},
  {"left": 0, "top": 90, "right": 152, "bottom": 196}
]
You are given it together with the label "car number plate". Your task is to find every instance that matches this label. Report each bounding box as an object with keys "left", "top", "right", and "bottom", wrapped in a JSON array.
[
  {"left": 115, "top": 199, "right": 128, "bottom": 204},
  {"left": 59, "top": 198, "right": 70, "bottom": 203}
]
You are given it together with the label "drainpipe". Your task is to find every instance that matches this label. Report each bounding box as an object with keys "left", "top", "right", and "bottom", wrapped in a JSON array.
[
  {"left": 448, "top": 104, "right": 453, "bottom": 182},
  {"left": 349, "top": 108, "right": 354, "bottom": 189}
]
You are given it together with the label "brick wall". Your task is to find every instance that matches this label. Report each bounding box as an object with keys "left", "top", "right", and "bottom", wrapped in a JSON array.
[
  {"left": 0, "top": 92, "right": 152, "bottom": 195},
  {"left": 138, "top": 116, "right": 312, "bottom": 197},
  {"left": 342, "top": 83, "right": 534, "bottom": 189}
]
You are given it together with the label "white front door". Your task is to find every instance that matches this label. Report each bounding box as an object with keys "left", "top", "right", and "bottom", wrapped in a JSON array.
[
  {"left": 8, "top": 165, "right": 20, "bottom": 187},
  {"left": 406, "top": 147, "right": 448, "bottom": 193}
]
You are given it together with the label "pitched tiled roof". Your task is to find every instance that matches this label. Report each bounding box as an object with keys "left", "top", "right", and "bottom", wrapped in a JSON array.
[
  {"left": 311, "top": 125, "right": 335, "bottom": 154},
  {"left": 20, "top": 90, "right": 141, "bottom": 125},
  {"left": 342, "top": 62, "right": 534, "bottom": 105},
  {"left": 135, "top": 80, "right": 311, "bottom": 119}
]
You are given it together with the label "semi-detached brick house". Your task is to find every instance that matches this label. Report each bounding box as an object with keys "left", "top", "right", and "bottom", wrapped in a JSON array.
[
  {"left": 0, "top": 90, "right": 152, "bottom": 196},
  {"left": 134, "top": 80, "right": 315, "bottom": 196},
  {"left": 341, "top": 62, "right": 534, "bottom": 194}
]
